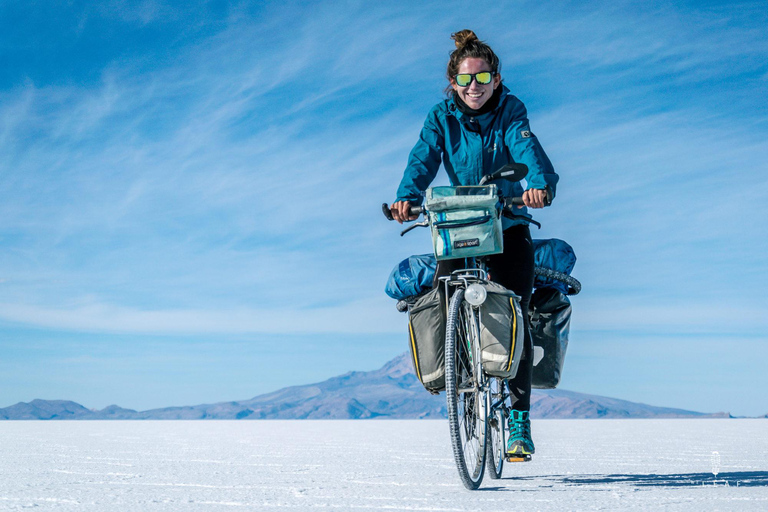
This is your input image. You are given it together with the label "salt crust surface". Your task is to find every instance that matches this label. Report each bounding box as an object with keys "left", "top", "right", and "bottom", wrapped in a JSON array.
[{"left": 0, "top": 419, "right": 767, "bottom": 511}]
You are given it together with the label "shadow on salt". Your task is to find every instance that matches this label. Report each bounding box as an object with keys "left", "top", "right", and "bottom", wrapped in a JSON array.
[{"left": 509, "top": 471, "right": 768, "bottom": 488}]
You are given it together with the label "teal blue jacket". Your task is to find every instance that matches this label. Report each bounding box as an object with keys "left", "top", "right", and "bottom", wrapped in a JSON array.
[{"left": 395, "top": 86, "right": 558, "bottom": 226}]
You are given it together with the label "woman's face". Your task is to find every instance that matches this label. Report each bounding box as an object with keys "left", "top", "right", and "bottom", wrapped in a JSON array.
[{"left": 451, "top": 57, "right": 501, "bottom": 110}]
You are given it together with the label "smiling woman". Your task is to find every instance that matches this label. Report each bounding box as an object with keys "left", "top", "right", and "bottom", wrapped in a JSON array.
[{"left": 389, "top": 29, "right": 559, "bottom": 462}]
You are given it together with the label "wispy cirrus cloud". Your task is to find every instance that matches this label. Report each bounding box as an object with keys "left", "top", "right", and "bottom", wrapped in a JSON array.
[{"left": 0, "top": 14, "right": 430, "bottom": 323}]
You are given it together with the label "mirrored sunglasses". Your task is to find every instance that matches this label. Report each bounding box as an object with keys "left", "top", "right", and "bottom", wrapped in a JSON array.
[{"left": 454, "top": 72, "right": 495, "bottom": 87}]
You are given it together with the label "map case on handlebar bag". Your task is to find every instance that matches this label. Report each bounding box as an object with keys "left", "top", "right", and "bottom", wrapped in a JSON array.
[{"left": 424, "top": 186, "right": 503, "bottom": 261}]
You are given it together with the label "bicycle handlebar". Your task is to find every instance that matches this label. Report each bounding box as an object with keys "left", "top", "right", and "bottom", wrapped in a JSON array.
[
  {"left": 382, "top": 189, "right": 551, "bottom": 223},
  {"left": 506, "top": 187, "right": 553, "bottom": 208},
  {"left": 381, "top": 203, "right": 425, "bottom": 221}
]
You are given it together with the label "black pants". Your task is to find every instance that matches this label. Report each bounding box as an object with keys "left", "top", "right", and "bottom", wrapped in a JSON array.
[{"left": 434, "top": 224, "right": 534, "bottom": 411}]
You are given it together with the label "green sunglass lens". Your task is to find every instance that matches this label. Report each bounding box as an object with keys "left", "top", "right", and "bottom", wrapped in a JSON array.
[
  {"left": 455, "top": 74, "right": 472, "bottom": 87},
  {"left": 476, "top": 72, "right": 492, "bottom": 84},
  {"left": 455, "top": 72, "right": 493, "bottom": 87}
]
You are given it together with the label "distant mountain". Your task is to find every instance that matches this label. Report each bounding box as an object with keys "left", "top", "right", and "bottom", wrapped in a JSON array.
[
  {"left": 0, "top": 353, "right": 734, "bottom": 420},
  {"left": 529, "top": 389, "right": 730, "bottom": 419},
  {"left": 0, "top": 399, "right": 93, "bottom": 420}
]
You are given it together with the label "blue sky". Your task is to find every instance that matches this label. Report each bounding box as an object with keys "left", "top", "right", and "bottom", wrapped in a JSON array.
[{"left": 1, "top": 0, "right": 767, "bottom": 416}]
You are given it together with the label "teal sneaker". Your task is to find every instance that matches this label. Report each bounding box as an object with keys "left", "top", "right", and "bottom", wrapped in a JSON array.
[{"left": 506, "top": 409, "right": 535, "bottom": 459}]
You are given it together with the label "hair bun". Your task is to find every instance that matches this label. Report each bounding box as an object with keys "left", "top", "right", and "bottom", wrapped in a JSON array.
[{"left": 451, "top": 29, "right": 478, "bottom": 49}]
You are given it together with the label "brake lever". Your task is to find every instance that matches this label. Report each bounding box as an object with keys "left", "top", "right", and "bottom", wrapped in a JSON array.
[
  {"left": 502, "top": 208, "right": 542, "bottom": 229},
  {"left": 401, "top": 219, "right": 429, "bottom": 236}
]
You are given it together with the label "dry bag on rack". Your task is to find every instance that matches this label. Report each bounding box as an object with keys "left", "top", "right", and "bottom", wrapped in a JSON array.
[
  {"left": 424, "top": 186, "right": 503, "bottom": 261},
  {"left": 385, "top": 254, "right": 437, "bottom": 300},
  {"left": 406, "top": 287, "right": 446, "bottom": 393},
  {"left": 479, "top": 282, "right": 525, "bottom": 379}
]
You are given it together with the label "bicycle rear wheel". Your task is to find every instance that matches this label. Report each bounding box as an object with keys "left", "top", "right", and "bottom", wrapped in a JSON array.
[
  {"left": 485, "top": 378, "right": 507, "bottom": 479},
  {"left": 445, "top": 288, "right": 487, "bottom": 490}
]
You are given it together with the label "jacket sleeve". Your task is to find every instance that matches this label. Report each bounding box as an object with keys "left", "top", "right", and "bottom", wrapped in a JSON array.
[
  {"left": 503, "top": 100, "right": 559, "bottom": 198},
  {"left": 395, "top": 108, "right": 444, "bottom": 205}
]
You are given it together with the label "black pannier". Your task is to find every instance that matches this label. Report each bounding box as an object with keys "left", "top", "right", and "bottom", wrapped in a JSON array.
[{"left": 529, "top": 287, "right": 572, "bottom": 389}]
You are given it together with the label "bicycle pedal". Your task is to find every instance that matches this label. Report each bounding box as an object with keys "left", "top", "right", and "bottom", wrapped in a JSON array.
[{"left": 505, "top": 454, "right": 531, "bottom": 463}]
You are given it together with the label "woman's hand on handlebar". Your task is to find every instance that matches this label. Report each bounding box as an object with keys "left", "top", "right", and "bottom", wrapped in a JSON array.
[
  {"left": 519, "top": 188, "right": 548, "bottom": 209},
  {"left": 391, "top": 200, "right": 419, "bottom": 224}
]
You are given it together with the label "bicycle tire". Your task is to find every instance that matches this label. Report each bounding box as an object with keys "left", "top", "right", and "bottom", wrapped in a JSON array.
[
  {"left": 485, "top": 378, "right": 506, "bottom": 479},
  {"left": 445, "top": 288, "right": 487, "bottom": 490},
  {"left": 534, "top": 267, "right": 582, "bottom": 295}
]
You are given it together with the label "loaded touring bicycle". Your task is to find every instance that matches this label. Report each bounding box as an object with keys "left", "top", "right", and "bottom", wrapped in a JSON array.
[{"left": 383, "top": 163, "right": 580, "bottom": 490}]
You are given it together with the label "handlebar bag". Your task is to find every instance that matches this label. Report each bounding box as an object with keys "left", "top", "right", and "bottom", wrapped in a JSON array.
[
  {"left": 425, "top": 186, "right": 503, "bottom": 261},
  {"left": 479, "top": 281, "right": 525, "bottom": 379},
  {"left": 529, "top": 287, "right": 572, "bottom": 389},
  {"left": 406, "top": 287, "right": 447, "bottom": 393}
]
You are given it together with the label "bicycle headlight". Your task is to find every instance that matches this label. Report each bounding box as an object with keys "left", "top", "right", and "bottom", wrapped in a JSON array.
[{"left": 465, "top": 283, "right": 487, "bottom": 306}]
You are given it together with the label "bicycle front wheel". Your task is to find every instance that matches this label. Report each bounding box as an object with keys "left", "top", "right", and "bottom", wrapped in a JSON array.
[{"left": 445, "top": 288, "right": 487, "bottom": 490}]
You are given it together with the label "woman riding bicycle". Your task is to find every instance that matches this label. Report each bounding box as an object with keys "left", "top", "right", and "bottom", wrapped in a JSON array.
[{"left": 391, "top": 29, "right": 559, "bottom": 459}]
